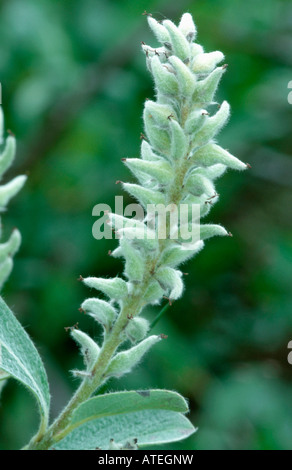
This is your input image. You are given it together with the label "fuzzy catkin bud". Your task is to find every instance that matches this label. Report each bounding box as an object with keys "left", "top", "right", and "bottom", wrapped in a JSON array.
[
  {"left": 83, "top": 277, "right": 128, "bottom": 301},
  {"left": 0, "top": 108, "right": 26, "bottom": 290},
  {"left": 0, "top": 229, "right": 21, "bottom": 264},
  {"left": 147, "top": 17, "right": 171, "bottom": 45},
  {"left": 193, "top": 67, "right": 226, "bottom": 104},
  {"left": 106, "top": 335, "right": 161, "bottom": 378},
  {"left": 81, "top": 298, "right": 117, "bottom": 331},
  {"left": 119, "top": 238, "right": 145, "bottom": 282},
  {"left": 193, "top": 101, "right": 230, "bottom": 146},
  {"left": 79, "top": 13, "right": 248, "bottom": 387},
  {"left": 155, "top": 267, "right": 184, "bottom": 300},
  {"left": 192, "top": 51, "right": 224, "bottom": 74},
  {"left": 150, "top": 56, "right": 179, "bottom": 96},
  {"left": 124, "top": 317, "right": 149, "bottom": 343},
  {"left": 123, "top": 158, "right": 173, "bottom": 185},
  {"left": 169, "top": 119, "right": 188, "bottom": 161},
  {"left": 144, "top": 101, "right": 177, "bottom": 128},
  {"left": 178, "top": 13, "right": 197, "bottom": 42},
  {"left": 0, "top": 176, "right": 27, "bottom": 209},
  {"left": 190, "top": 143, "right": 247, "bottom": 170},
  {"left": 168, "top": 56, "right": 196, "bottom": 97},
  {"left": 163, "top": 20, "right": 191, "bottom": 61},
  {"left": 71, "top": 329, "right": 100, "bottom": 371}
]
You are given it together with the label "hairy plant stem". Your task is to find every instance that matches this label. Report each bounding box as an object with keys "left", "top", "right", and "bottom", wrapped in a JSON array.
[{"left": 27, "top": 101, "right": 192, "bottom": 451}]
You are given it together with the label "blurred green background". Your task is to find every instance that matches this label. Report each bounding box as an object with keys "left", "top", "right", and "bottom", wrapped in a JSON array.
[{"left": 0, "top": 0, "right": 292, "bottom": 450}]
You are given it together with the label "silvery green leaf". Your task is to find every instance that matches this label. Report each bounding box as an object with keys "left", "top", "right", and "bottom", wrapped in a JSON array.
[
  {"left": 70, "top": 389, "right": 189, "bottom": 428},
  {"left": 0, "top": 175, "right": 27, "bottom": 209},
  {"left": 0, "top": 136, "right": 16, "bottom": 178},
  {"left": 81, "top": 298, "right": 117, "bottom": 331},
  {"left": 192, "top": 51, "right": 225, "bottom": 74},
  {"left": 163, "top": 20, "right": 191, "bottom": 61},
  {"left": 0, "top": 369, "right": 9, "bottom": 380},
  {"left": 194, "top": 100, "right": 230, "bottom": 146},
  {"left": 0, "top": 297, "right": 50, "bottom": 428},
  {"left": 83, "top": 277, "right": 128, "bottom": 300},
  {"left": 106, "top": 335, "right": 161, "bottom": 378},
  {"left": 54, "top": 409, "right": 196, "bottom": 450}
]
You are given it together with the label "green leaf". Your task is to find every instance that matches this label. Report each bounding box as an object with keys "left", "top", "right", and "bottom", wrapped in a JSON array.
[
  {"left": 71, "top": 389, "right": 189, "bottom": 428},
  {"left": 0, "top": 297, "right": 50, "bottom": 428},
  {"left": 55, "top": 409, "right": 196, "bottom": 450}
]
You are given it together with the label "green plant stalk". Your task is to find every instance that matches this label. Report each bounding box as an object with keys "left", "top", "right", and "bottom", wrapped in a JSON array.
[
  {"left": 27, "top": 129, "right": 194, "bottom": 450},
  {"left": 27, "top": 12, "right": 248, "bottom": 450},
  {"left": 150, "top": 303, "right": 170, "bottom": 330}
]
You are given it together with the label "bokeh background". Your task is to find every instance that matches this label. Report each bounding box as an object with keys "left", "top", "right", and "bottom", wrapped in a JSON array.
[{"left": 0, "top": 0, "right": 291, "bottom": 450}]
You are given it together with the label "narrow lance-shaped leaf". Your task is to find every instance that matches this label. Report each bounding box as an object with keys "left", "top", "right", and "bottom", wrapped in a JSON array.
[
  {"left": 70, "top": 389, "right": 190, "bottom": 428},
  {"left": 0, "top": 297, "right": 50, "bottom": 428},
  {"left": 54, "top": 409, "right": 196, "bottom": 450}
]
